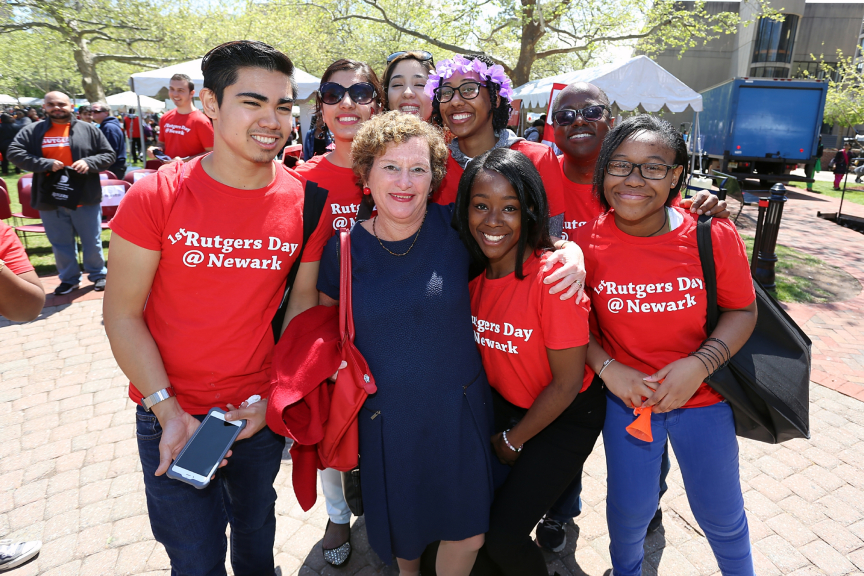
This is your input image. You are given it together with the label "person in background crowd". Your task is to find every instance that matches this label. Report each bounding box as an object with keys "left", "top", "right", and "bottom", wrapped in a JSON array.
[
  {"left": 125, "top": 108, "right": 143, "bottom": 163},
  {"left": 7, "top": 91, "right": 115, "bottom": 295},
  {"left": 26, "top": 108, "right": 40, "bottom": 123},
  {"left": 832, "top": 142, "right": 851, "bottom": 190},
  {"left": 576, "top": 114, "right": 757, "bottom": 576},
  {"left": 0, "top": 113, "right": 21, "bottom": 175},
  {"left": 383, "top": 50, "right": 435, "bottom": 121},
  {"left": 148, "top": 73, "right": 214, "bottom": 162},
  {"left": 456, "top": 147, "right": 604, "bottom": 576},
  {"left": 294, "top": 57, "right": 383, "bottom": 566},
  {"left": 302, "top": 113, "right": 332, "bottom": 161},
  {"left": 14, "top": 109, "right": 32, "bottom": 130},
  {"left": 104, "top": 40, "right": 331, "bottom": 576},
  {"left": 523, "top": 116, "right": 545, "bottom": 142},
  {"left": 807, "top": 135, "right": 823, "bottom": 191},
  {"left": 78, "top": 105, "right": 93, "bottom": 123},
  {"left": 428, "top": 55, "right": 567, "bottom": 236},
  {"left": 92, "top": 103, "right": 127, "bottom": 179}
]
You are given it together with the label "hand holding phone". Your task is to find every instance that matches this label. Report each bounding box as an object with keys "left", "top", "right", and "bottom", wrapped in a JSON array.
[
  {"left": 151, "top": 148, "right": 172, "bottom": 163},
  {"left": 167, "top": 408, "right": 246, "bottom": 489}
]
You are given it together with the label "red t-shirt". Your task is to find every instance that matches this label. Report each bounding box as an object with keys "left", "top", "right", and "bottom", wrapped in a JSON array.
[
  {"left": 574, "top": 208, "right": 755, "bottom": 408},
  {"left": 158, "top": 109, "right": 214, "bottom": 159},
  {"left": 124, "top": 116, "right": 142, "bottom": 138},
  {"left": 110, "top": 158, "right": 331, "bottom": 414},
  {"left": 469, "top": 252, "right": 593, "bottom": 409},
  {"left": 561, "top": 178, "right": 603, "bottom": 241},
  {"left": 42, "top": 123, "right": 73, "bottom": 166},
  {"left": 434, "top": 140, "right": 566, "bottom": 219},
  {"left": 0, "top": 222, "right": 34, "bottom": 274},
  {"left": 294, "top": 154, "right": 363, "bottom": 236}
]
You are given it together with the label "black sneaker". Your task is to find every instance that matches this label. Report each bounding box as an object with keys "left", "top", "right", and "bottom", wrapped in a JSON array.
[
  {"left": 647, "top": 507, "right": 663, "bottom": 533},
  {"left": 536, "top": 515, "right": 567, "bottom": 553},
  {"left": 54, "top": 282, "right": 79, "bottom": 295},
  {"left": 0, "top": 539, "right": 42, "bottom": 571},
  {"left": 93, "top": 278, "right": 106, "bottom": 291}
]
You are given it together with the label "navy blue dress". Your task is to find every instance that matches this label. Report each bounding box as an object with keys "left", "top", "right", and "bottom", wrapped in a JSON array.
[{"left": 318, "top": 203, "right": 496, "bottom": 562}]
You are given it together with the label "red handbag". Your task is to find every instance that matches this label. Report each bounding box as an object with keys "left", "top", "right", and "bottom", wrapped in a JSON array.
[{"left": 266, "top": 228, "right": 376, "bottom": 510}]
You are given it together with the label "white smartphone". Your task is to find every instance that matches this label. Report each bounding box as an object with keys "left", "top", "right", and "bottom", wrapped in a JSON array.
[{"left": 166, "top": 408, "right": 246, "bottom": 489}]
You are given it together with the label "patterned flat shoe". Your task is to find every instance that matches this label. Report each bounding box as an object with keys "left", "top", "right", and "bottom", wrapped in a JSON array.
[{"left": 322, "top": 520, "right": 352, "bottom": 567}]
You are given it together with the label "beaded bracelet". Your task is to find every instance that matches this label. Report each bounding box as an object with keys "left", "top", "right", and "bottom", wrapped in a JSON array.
[{"left": 502, "top": 429, "right": 522, "bottom": 453}]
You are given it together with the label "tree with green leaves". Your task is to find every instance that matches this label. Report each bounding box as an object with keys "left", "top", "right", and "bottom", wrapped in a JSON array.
[
  {"left": 818, "top": 52, "right": 864, "bottom": 129},
  {"left": 294, "top": 0, "right": 769, "bottom": 85},
  {"left": 0, "top": 0, "right": 181, "bottom": 102}
]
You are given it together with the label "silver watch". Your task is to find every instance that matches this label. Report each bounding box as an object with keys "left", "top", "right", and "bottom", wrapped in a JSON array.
[{"left": 141, "top": 386, "right": 176, "bottom": 411}]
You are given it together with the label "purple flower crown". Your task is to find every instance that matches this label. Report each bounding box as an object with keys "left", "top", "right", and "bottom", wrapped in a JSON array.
[{"left": 424, "top": 55, "right": 515, "bottom": 102}]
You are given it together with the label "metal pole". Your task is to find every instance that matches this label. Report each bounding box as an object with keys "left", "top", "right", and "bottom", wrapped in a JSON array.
[
  {"left": 838, "top": 167, "right": 849, "bottom": 220},
  {"left": 753, "top": 183, "right": 788, "bottom": 290},
  {"left": 751, "top": 198, "right": 768, "bottom": 277}
]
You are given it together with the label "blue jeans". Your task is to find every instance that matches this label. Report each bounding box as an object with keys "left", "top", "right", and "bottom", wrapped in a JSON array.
[
  {"left": 547, "top": 438, "right": 670, "bottom": 523},
  {"left": 39, "top": 204, "right": 107, "bottom": 284},
  {"left": 136, "top": 406, "right": 285, "bottom": 576},
  {"left": 603, "top": 394, "right": 753, "bottom": 576}
]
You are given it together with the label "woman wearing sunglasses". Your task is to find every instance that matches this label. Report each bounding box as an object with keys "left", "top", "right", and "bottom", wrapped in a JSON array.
[
  {"left": 383, "top": 51, "right": 435, "bottom": 121},
  {"left": 575, "top": 115, "right": 757, "bottom": 576},
  {"left": 427, "top": 55, "right": 566, "bottom": 236},
  {"left": 293, "top": 58, "right": 383, "bottom": 566}
]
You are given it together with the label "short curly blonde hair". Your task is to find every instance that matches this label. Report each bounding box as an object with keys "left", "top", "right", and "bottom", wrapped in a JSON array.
[{"left": 351, "top": 110, "right": 448, "bottom": 192}]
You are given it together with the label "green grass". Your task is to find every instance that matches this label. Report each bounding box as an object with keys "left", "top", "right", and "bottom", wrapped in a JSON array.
[
  {"left": 741, "top": 235, "right": 835, "bottom": 303},
  {"left": 801, "top": 175, "right": 864, "bottom": 206},
  {"left": 2, "top": 171, "right": 125, "bottom": 277}
]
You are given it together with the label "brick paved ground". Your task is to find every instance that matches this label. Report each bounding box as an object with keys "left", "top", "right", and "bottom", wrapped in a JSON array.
[{"left": 2, "top": 186, "right": 864, "bottom": 575}]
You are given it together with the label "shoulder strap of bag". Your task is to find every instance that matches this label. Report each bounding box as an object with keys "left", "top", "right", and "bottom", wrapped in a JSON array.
[
  {"left": 696, "top": 214, "right": 720, "bottom": 334},
  {"left": 339, "top": 228, "right": 354, "bottom": 342},
  {"left": 271, "top": 179, "right": 329, "bottom": 341}
]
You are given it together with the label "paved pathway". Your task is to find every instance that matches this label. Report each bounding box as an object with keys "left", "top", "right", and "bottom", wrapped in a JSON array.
[{"left": 2, "top": 187, "right": 864, "bottom": 574}]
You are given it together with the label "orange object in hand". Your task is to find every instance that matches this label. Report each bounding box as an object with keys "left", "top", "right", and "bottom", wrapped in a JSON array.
[{"left": 626, "top": 406, "right": 653, "bottom": 442}]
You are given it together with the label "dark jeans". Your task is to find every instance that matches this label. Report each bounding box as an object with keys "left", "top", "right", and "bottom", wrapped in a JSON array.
[
  {"left": 136, "top": 405, "right": 285, "bottom": 576},
  {"left": 484, "top": 379, "right": 606, "bottom": 576},
  {"left": 130, "top": 138, "right": 142, "bottom": 163},
  {"left": 546, "top": 437, "right": 671, "bottom": 523}
]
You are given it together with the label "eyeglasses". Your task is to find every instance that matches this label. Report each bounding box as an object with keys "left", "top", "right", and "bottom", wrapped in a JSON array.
[
  {"left": 435, "top": 81, "right": 486, "bottom": 103},
  {"left": 387, "top": 50, "right": 434, "bottom": 64},
  {"left": 606, "top": 160, "right": 678, "bottom": 180},
  {"left": 553, "top": 105, "right": 609, "bottom": 126},
  {"left": 318, "top": 82, "right": 377, "bottom": 106}
]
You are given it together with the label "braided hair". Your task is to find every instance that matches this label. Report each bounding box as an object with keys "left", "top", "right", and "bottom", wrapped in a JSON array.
[{"left": 430, "top": 55, "right": 513, "bottom": 133}]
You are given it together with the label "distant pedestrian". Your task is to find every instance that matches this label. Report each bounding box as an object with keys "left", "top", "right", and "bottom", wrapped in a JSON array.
[
  {"left": 0, "top": 113, "right": 21, "bottom": 175},
  {"left": 92, "top": 103, "right": 127, "bottom": 179},
  {"left": 78, "top": 105, "right": 93, "bottom": 123},
  {"left": 806, "top": 135, "right": 823, "bottom": 191},
  {"left": 13, "top": 109, "right": 31, "bottom": 130},
  {"left": 831, "top": 142, "right": 851, "bottom": 190},
  {"left": 523, "top": 116, "right": 545, "bottom": 142},
  {"left": 124, "top": 108, "right": 143, "bottom": 163},
  {"left": 7, "top": 91, "right": 115, "bottom": 295}
]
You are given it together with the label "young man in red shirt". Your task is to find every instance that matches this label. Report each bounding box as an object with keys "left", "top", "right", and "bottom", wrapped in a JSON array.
[
  {"left": 148, "top": 73, "right": 214, "bottom": 163},
  {"left": 124, "top": 108, "right": 143, "bottom": 163},
  {"left": 104, "top": 41, "right": 329, "bottom": 575}
]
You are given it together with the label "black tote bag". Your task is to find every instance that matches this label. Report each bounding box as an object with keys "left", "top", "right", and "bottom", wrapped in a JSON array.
[
  {"left": 697, "top": 215, "right": 811, "bottom": 444},
  {"left": 40, "top": 167, "right": 87, "bottom": 209}
]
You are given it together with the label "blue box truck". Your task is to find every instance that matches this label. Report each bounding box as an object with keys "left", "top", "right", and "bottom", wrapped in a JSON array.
[{"left": 698, "top": 77, "right": 828, "bottom": 186}]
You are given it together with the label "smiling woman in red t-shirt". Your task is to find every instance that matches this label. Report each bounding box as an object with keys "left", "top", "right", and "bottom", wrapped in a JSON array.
[
  {"left": 574, "top": 114, "right": 757, "bottom": 576},
  {"left": 454, "top": 147, "right": 605, "bottom": 576}
]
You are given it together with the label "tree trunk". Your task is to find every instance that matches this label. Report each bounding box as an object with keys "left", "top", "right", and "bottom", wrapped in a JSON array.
[
  {"left": 511, "top": 19, "right": 543, "bottom": 86},
  {"left": 72, "top": 37, "right": 105, "bottom": 103}
]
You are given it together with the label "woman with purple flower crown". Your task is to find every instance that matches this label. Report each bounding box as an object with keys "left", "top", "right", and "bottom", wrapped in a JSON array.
[{"left": 426, "top": 55, "right": 567, "bottom": 235}]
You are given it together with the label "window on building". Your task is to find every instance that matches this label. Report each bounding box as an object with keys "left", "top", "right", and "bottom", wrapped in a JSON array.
[
  {"left": 792, "top": 61, "right": 839, "bottom": 82},
  {"left": 752, "top": 15, "right": 800, "bottom": 64},
  {"left": 749, "top": 66, "right": 790, "bottom": 78}
]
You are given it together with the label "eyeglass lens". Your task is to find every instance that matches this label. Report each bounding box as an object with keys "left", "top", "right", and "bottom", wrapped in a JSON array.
[
  {"left": 606, "top": 161, "right": 674, "bottom": 180},
  {"left": 319, "top": 82, "right": 376, "bottom": 105},
  {"left": 436, "top": 82, "right": 484, "bottom": 103},
  {"left": 554, "top": 106, "right": 606, "bottom": 126}
]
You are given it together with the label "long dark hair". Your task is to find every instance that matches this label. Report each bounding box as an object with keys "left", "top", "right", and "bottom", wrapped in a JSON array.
[
  {"left": 455, "top": 147, "right": 552, "bottom": 279},
  {"left": 382, "top": 52, "right": 435, "bottom": 111},
  {"left": 430, "top": 55, "right": 512, "bottom": 133},
  {"left": 593, "top": 114, "right": 688, "bottom": 211}
]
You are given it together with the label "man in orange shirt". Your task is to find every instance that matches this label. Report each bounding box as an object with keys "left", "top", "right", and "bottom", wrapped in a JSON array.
[{"left": 7, "top": 91, "right": 115, "bottom": 294}]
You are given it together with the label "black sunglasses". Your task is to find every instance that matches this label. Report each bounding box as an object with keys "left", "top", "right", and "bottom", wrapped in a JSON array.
[
  {"left": 318, "top": 82, "right": 377, "bottom": 106},
  {"left": 553, "top": 105, "right": 609, "bottom": 126},
  {"left": 387, "top": 50, "right": 434, "bottom": 64},
  {"left": 606, "top": 160, "right": 679, "bottom": 181},
  {"left": 435, "top": 81, "right": 486, "bottom": 103}
]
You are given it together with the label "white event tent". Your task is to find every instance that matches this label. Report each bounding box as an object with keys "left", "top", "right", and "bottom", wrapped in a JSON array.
[
  {"left": 511, "top": 55, "right": 703, "bottom": 114},
  {"left": 106, "top": 91, "right": 165, "bottom": 113},
  {"left": 129, "top": 59, "right": 321, "bottom": 156},
  {"left": 0, "top": 94, "right": 18, "bottom": 106}
]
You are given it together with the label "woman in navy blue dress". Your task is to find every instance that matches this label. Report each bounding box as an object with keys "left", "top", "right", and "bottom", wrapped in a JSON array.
[{"left": 316, "top": 111, "right": 584, "bottom": 575}]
